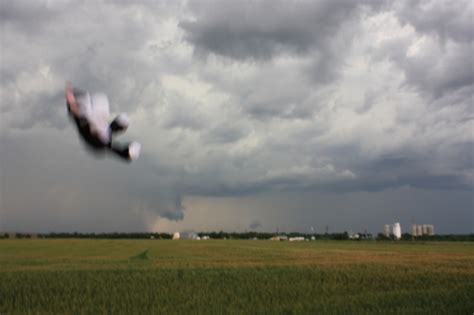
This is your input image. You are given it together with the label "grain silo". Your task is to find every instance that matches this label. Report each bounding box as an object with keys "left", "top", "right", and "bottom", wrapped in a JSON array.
[
  {"left": 422, "top": 225, "right": 429, "bottom": 235},
  {"left": 392, "top": 222, "right": 401, "bottom": 240},
  {"left": 383, "top": 224, "right": 390, "bottom": 237},
  {"left": 416, "top": 225, "right": 423, "bottom": 236},
  {"left": 427, "top": 225, "right": 434, "bottom": 236},
  {"left": 411, "top": 224, "right": 417, "bottom": 236},
  {"left": 172, "top": 232, "right": 180, "bottom": 240}
]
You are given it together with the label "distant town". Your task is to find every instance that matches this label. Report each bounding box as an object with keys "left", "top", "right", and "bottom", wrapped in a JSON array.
[{"left": 2, "top": 225, "right": 473, "bottom": 242}]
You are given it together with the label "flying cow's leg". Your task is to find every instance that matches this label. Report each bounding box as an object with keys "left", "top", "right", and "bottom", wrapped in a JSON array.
[
  {"left": 110, "top": 114, "right": 129, "bottom": 135},
  {"left": 109, "top": 141, "right": 141, "bottom": 161}
]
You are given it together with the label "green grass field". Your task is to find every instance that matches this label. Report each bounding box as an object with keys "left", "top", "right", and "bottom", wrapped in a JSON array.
[{"left": 1, "top": 240, "right": 473, "bottom": 314}]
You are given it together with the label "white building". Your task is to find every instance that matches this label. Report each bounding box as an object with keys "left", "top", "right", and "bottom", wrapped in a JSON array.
[
  {"left": 422, "top": 225, "right": 429, "bottom": 235},
  {"left": 426, "top": 225, "right": 434, "bottom": 236},
  {"left": 289, "top": 237, "right": 305, "bottom": 242},
  {"left": 392, "top": 222, "right": 402, "bottom": 240},
  {"left": 411, "top": 224, "right": 435, "bottom": 236},
  {"left": 416, "top": 225, "right": 423, "bottom": 236}
]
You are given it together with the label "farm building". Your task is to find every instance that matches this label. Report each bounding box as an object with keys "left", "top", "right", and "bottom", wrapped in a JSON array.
[
  {"left": 289, "top": 237, "right": 305, "bottom": 242},
  {"left": 270, "top": 235, "right": 288, "bottom": 241}
]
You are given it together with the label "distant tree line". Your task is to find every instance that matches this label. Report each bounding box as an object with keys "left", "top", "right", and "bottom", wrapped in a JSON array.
[
  {"left": 1, "top": 231, "right": 473, "bottom": 241},
  {"left": 376, "top": 233, "right": 474, "bottom": 242},
  {"left": 0, "top": 232, "right": 172, "bottom": 239}
]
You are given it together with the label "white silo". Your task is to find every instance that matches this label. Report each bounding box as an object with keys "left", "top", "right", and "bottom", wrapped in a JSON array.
[
  {"left": 422, "top": 225, "right": 429, "bottom": 235},
  {"left": 411, "top": 224, "right": 417, "bottom": 236},
  {"left": 427, "top": 225, "right": 434, "bottom": 236},
  {"left": 383, "top": 224, "right": 390, "bottom": 237},
  {"left": 392, "top": 222, "right": 401, "bottom": 240},
  {"left": 416, "top": 225, "right": 423, "bottom": 236},
  {"left": 172, "top": 232, "right": 180, "bottom": 240}
]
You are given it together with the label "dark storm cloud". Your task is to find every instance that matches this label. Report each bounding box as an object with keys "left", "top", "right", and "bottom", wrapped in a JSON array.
[
  {"left": 181, "top": 0, "right": 372, "bottom": 60},
  {"left": 0, "top": 1, "right": 59, "bottom": 33},
  {"left": 180, "top": 0, "right": 385, "bottom": 86}
]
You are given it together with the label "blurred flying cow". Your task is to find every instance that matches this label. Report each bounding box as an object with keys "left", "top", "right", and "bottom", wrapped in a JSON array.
[{"left": 65, "top": 83, "right": 140, "bottom": 161}]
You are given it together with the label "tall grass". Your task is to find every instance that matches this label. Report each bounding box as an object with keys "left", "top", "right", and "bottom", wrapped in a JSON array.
[{"left": 0, "top": 240, "right": 473, "bottom": 314}]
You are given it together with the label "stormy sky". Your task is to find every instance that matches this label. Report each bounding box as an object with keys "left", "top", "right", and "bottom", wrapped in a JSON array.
[{"left": 0, "top": 0, "right": 472, "bottom": 234}]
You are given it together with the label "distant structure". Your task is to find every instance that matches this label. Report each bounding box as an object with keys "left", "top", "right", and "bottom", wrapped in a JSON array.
[
  {"left": 180, "top": 232, "right": 200, "bottom": 240},
  {"left": 383, "top": 222, "right": 402, "bottom": 240},
  {"left": 172, "top": 232, "right": 180, "bottom": 240},
  {"left": 289, "top": 237, "right": 305, "bottom": 242},
  {"left": 416, "top": 225, "right": 423, "bottom": 236},
  {"left": 427, "top": 225, "right": 434, "bottom": 235},
  {"left": 392, "top": 222, "right": 402, "bottom": 240},
  {"left": 270, "top": 235, "right": 288, "bottom": 241},
  {"left": 410, "top": 224, "right": 435, "bottom": 236},
  {"left": 348, "top": 232, "right": 360, "bottom": 240}
]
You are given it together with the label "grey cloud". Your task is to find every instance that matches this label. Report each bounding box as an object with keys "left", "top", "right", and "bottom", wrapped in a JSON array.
[
  {"left": 400, "top": 42, "right": 472, "bottom": 99},
  {"left": 337, "top": 137, "right": 473, "bottom": 192},
  {"left": 381, "top": 1, "right": 474, "bottom": 99},
  {"left": 178, "top": 1, "right": 392, "bottom": 123},
  {"left": 0, "top": 130, "right": 186, "bottom": 232},
  {"left": 0, "top": 1, "right": 59, "bottom": 33},
  {"left": 395, "top": 0, "right": 473, "bottom": 43},
  {"left": 181, "top": 0, "right": 370, "bottom": 61},
  {"left": 0, "top": 77, "right": 66, "bottom": 130},
  {"left": 162, "top": 99, "right": 205, "bottom": 130},
  {"left": 1, "top": 1, "right": 165, "bottom": 130},
  {"left": 180, "top": 0, "right": 384, "bottom": 87},
  {"left": 204, "top": 124, "right": 247, "bottom": 144},
  {"left": 14, "top": 89, "right": 67, "bottom": 130}
]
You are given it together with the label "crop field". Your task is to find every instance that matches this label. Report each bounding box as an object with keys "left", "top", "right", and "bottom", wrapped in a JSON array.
[{"left": 0, "top": 240, "right": 473, "bottom": 314}]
